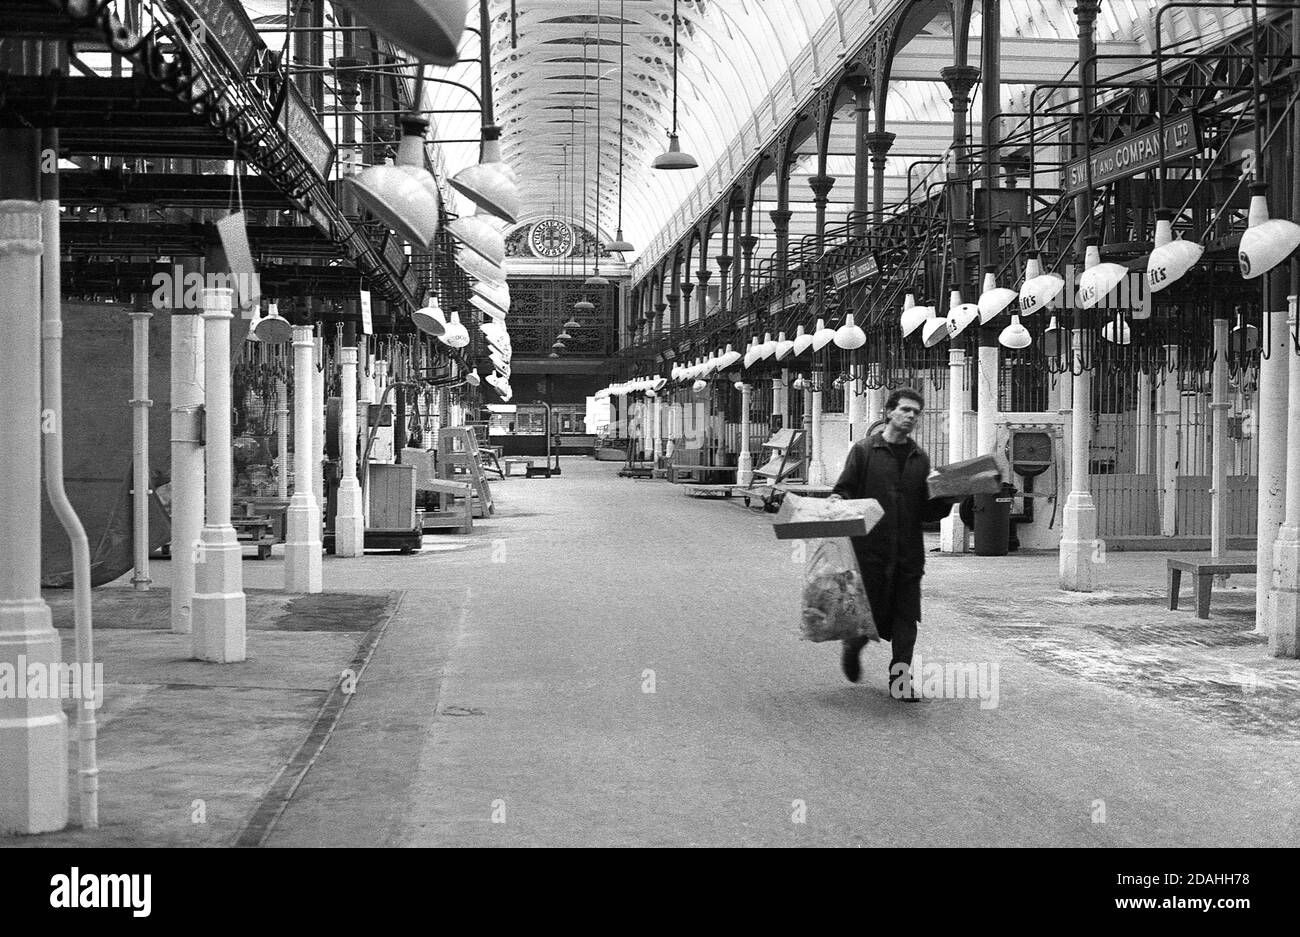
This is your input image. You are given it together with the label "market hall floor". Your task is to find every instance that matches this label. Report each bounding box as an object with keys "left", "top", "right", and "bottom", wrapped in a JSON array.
[{"left": 234, "top": 457, "right": 1299, "bottom": 847}]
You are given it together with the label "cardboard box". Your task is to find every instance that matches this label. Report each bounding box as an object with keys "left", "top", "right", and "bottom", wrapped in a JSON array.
[
  {"left": 772, "top": 494, "right": 884, "bottom": 540},
  {"left": 927, "top": 454, "right": 1003, "bottom": 499}
]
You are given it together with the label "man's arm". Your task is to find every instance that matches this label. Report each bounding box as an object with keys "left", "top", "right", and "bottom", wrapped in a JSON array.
[{"left": 829, "top": 443, "right": 865, "bottom": 501}]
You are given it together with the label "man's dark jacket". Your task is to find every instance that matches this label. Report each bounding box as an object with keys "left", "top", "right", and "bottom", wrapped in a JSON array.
[{"left": 830, "top": 433, "right": 952, "bottom": 626}]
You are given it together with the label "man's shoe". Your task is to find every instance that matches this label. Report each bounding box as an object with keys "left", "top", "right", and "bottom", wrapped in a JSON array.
[
  {"left": 840, "top": 638, "right": 866, "bottom": 683},
  {"left": 888, "top": 665, "right": 923, "bottom": 701}
]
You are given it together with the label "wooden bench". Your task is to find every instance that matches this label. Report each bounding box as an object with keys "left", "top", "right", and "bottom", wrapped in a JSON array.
[
  {"left": 503, "top": 457, "right": 535, "bottom": 477},
  {"left": 1167, "top": 557, "right": 1256, "bottom": 619}
]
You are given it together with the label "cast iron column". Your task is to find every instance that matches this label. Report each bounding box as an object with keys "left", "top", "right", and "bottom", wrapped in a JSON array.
[{"left": 864, "top": 131, "right": 896, "bottom": 223}]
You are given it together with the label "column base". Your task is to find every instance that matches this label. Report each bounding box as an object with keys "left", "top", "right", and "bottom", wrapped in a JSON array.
[
  {"left": 192, "top": 525, "right": 247, "bottom": 662},
  {"left": 938, "top": 508, "right": 967, "bottom": 554},
  {"left": 1267, "top": 526, "right": 1300, "bottom": 658},
  {"left": 737, "top": 452, "right": 753, "bottom": 489},
  {"left": 335, "top": 480, "right": 365, "bottom": 558},
  {"left": 1058, "top": 492, "right": 1098, "bottom": 592},
  {"left": 284, "top": 493, "right": 323, "bottom": 594},
  {"left": 0, "top": 599, "right": 69, "bottom": 834}
]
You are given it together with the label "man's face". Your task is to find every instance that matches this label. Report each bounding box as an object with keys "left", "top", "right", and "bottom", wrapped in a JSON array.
[{"left": 887, "top": 397, "right": 923, "bottom": 437}]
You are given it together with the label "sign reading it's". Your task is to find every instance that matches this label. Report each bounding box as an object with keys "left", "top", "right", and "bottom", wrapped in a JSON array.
[{"left": 1061, "top": 113, "right": 1199, "bottom": 196}]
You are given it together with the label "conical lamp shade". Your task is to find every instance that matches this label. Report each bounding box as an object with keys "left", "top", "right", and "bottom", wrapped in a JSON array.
[
  {"left": 1147, "top": 215, "right": 1203, "bottom": 292},
  {"left": 456, "top": 247, "right": 506, "bottom": 286},
  {"left": 1043, "top": 315, "right": 1064, "bottom": 358},
  {"left": 473, "top": 280, "right": 511, "bottom": 311},
  {"left": 1077, "top": 244, "right": 1128, "bottom": 309},
  {"left": 447, "top": 213, "right": 506, "bottom": 266},
  {"left": 448, "top": 135, "right": 520, "bottom": 224},
  {"left": 999, "top": 314, "right": 1032, "bottom": 349},
  {"left": 774, "top": 332, "right": 795, "bottom": 360},
  {"left": 717, "top": 344, "right": 742, "bottom": 370},
  {"left": 977, "top": 272, "right": 1017, "bottom": 324},
  {"left": 439, "top": 309, "right": 470, "bottom": 348},
  {"left": 812, "top": 318, "right": 837, "bottom": 352},
  {"left": 758, "top": 332, "right": 775, "bottom": 360},
  {"left": 607, "top": 229, "right": 634, "bottom": 252},
  {"left": 1101, "top": 316, "right": 1131, "bottom": 345},
  {"left": 1019, "top": 272, "right": 1064, "bottom": 315},
  {"left": 332, "top": 0, "right": 467, "bottom": 67},
  {"left": 834, "top": 315, "right": 867, "bottom": 350},
  {"left": 470, "top": 294, "right": 508, "bottom": 322},
  {"left": 1239, "top": 191, "right": 1300, "bottom": 279},
  {"left": 947, "top": 290, "right": 980, "bottom": 338},
  {"left": 692, "top": 379, "right": 708, "bottom": 394},
  {"left": 743, "top": 337, "right": 760, "bottom": 369},
  {"left": 254, "top": 301, "right": 293, "bottom": 343},
  {"left": 347, "top": 117, "right": 441, "bottom": 248},
  {"left": 922, "top": 310, "right": 950, "bottom": 348},
  {"left": 792, "top": 325, "right": 813, "bottom": 356},
  {"left": 652, "top": 131, "right": 698, "bottom": 170},
  {"left": 465, "top": 372, "right": 481, "bottom": 387},
  {"left": 411, "top": 297, "right": 447, "bottom": 336},
  {"left": 900, "top": 293, "right": 927, "bottom": 337},
  {"left": 245, "top": 302, "right": 265, "bottom": 342},
  {"left": 585, "top": 272, "right": 610, "bottom": 287}
]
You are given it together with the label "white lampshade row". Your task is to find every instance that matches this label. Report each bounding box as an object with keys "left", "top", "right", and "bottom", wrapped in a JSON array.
[{"left": 774, "top": 332, "right": 794, "bottom": 360}]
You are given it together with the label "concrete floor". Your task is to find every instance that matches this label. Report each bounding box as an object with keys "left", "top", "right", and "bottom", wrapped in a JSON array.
[{"left": 237, "top": 457, "right": 1299, "bottom": 848}]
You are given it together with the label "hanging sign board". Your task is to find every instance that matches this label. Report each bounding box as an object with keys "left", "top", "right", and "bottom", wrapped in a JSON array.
[
  {"left": 832, "top": 254, "right": 880, "bottom": 290},
  {"left": 276, "top": 81, "right": 335, "bottom": 181},
  {"left": 360, "top": 289, "right": 373, "bottom": 335},
  {"left": 171, "top": 0, "right": 260, "bottom": 74},
  {"left": 1061, "top": 113, "right": 1200, "bottom": 197}
]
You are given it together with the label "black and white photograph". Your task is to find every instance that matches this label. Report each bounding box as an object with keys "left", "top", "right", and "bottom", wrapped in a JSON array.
[{"left": 0, "top": 0, "right": 1293, "bottom": 900}]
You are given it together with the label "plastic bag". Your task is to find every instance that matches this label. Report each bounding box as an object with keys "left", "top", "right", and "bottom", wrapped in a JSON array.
[{"left": 800, "top": 538, "right": 878, "bottom": 642}]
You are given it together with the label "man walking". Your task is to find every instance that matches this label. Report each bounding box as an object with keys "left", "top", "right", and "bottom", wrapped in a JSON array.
[{"left": 829, "top": 387, "right": 953, "bottom": 699}]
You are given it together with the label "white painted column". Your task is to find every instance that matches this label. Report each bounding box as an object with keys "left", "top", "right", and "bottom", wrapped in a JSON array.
[
  {"left": 192, "top": 287, "right": 246, "bottom": 662},
  {"left": 1135, "top": 369, "right": 1152, "bottom": 474},
  {"left": 977, "top": 337, "right": 998, "bottom": 456},
  {"left": 312, "top": 332, "right": 325, "bottom": 542},
  {"left": 1256, "top": 306, "right": 1290, "bottom": 633},
  {"left": 275, "top": 379, "right": 289, "bottom": 498},
  {"left": 0, "top": 196, "right": 68, "bottom": 833},
  {"left": 940, "top": 347, "right": 967, "bottom": 553},
  {"left": 335, "top": 346, "right": 364, "bottom": 556},
  {"left": 1266, "top": 295, "right": 1300, "bottom": 657},
  {"left": 1060, "top": 320, "right": 1097, "bottom": 592},
  {"left": 1209, "top": 317, "right": 1229, "bottom": 558},
  {"left": 130, "top": 307, "right": 152, "bottom": 590},
  {"left": 772, "top": 375, "right": 788, "bottom": 429},
  {"left": 738, "top": 382, "right": 754, "bottom": 486},
  {"left": 170, "top": 307, "right": 205, "bottom": 635},
  {"left": 284, "top": 326, "right": 323, "bottom": 593},
  {"left": 808, "top": 387, "right": 825, "bottom": 484},
  {"left": 1159, "top": 349, "right": 1181, "bottom": 537}
]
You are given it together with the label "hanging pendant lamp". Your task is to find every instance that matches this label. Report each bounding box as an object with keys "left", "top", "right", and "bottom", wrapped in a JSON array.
[
  {"left": 411, "top": 295, "right": 448, "bottom": 337},
  {"left": 946, "top": 289, "right": 981, "bottom": 339},
  {"left": 652, "top": 0, "right": 698, "bottom": 170},
  {"left": 812, "top": 318, "right": 837, "bottom": 352},
  {"left": 792, "top": 324, "right": 813, "bottom": 356},
  {"left": 921, "top": 306, "right": 949, "bottom": 348},
  {"left": 900, "top": 292, "right": 928, "bottom": 338},
  {"left": 332, "top": 0, "right": 467, "bottom": 68},
  {"left": 1146, "top": 210, "right": 1203, "bottom": 292},
  {"left": 999, "top": 315, "right": 1032, "bottom": 350},
  {"left": 716, "top": 343, "right": 742, "bottom": 370},
  {"left": 348, "top": 114, "right": 441, "bottom": 249},
  {"left": 1239, "top": 184, "right": 1300, "bottom": 279},
  {"left": 449, "top": 126, "right": 520, "bottom": 225},
  {"left": 834, "top": 314, "right": 867, "bottom": 350},
  {"left": 254, "top": 300, "right": 293, "bottom": 343},
  {"left": 976, "top": 268, "right": 1018, "bottom": 324},
  {"left": 438, "top": 309, "right": 470, "bottom": 348},
  {"left": 1077, "top": 239, "right": 1127, "bottom": 309},
  {"left": 1042, "top": 315, "right": 1064, "bottom": 358},
  {"left": 1018, "top": 254, "right": 1064, "bottom": 315}
]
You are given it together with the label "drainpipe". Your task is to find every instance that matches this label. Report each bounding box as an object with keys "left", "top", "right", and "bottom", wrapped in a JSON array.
[
  {"left": 1209, "top": 317, "right": 1229, "bottom": 557},
  {"left": 276, "top": 378, "right": 289, "bottom": 498},
  {"left": 129, "top": 304, "right": 152, "bottom": 590},
  {"left": 170, "top": 261, "right": 205, "bottom": 637},
  {"left": 39, "top": 129, "right": 97, "bottom": 828}
]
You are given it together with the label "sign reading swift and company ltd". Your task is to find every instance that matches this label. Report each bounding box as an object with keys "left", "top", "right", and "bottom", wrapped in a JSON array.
[{"left": 1061, "top": 113, "right": 1200, "bottom": 196}]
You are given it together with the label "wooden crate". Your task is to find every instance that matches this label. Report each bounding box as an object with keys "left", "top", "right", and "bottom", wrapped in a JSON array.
[{"left": 367, "top": 463, "right": 417, "bottom": 531}]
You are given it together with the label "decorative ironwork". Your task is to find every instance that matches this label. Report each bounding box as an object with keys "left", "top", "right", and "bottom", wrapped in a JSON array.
[{"left": 505, "top": 277, "right": 617, "bottom": 357}]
